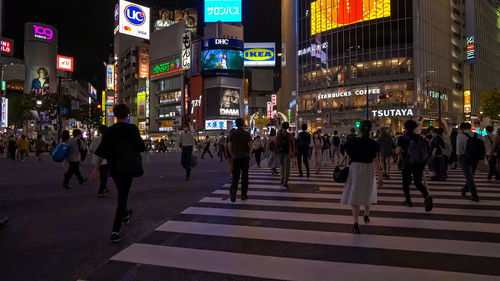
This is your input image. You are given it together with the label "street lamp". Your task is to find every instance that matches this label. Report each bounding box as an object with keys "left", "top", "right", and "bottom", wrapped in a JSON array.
[{"left": 36, "top": 100, "right": 42, "bottom": 106}]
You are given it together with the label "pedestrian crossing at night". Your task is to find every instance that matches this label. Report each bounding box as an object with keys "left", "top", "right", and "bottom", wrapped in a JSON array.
[{"left": 106, "top": 164, "right": 500, "bottom": 281}]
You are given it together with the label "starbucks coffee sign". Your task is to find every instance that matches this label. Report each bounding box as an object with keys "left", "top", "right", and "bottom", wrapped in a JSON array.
[{"left": 372, "top": 109, "right": 414, "bottom": 117}]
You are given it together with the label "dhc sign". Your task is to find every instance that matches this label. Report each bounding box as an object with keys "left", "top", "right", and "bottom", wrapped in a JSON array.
[{"left": 244, "top": 43, "right": 276, "bottom": 67}]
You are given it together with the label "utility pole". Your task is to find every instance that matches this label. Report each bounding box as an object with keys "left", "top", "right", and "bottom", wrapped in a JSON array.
[
  {"left": 438, "top": 90, "right": 442, "bottom": 128},
  {"left": 365, "top": 85, "right": 369, "bottom": 120}
]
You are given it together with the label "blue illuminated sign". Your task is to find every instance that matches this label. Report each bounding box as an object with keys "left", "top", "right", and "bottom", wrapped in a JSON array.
[
  {"left": 204, "top": 0, "right": 242, "bottom": 23},
  {"left": 125, "top": 4, "right": 146, "bottom": 26}
]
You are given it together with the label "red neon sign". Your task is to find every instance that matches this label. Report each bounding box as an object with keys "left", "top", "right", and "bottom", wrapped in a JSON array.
[{"left": 57, "top": 55, "right": 74, "bottom": 72}]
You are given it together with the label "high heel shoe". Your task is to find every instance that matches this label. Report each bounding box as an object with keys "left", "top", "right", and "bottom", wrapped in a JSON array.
[
  {"left": 352, "top": 223, "right": 360, "bottom": 234},
  {"left": 363, "top": 215, "right": 370, "bottom": 224}
]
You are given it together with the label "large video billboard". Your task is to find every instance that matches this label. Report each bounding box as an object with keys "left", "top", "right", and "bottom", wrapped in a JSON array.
[
  {"left": 204, "top": 0, "right": 242, "bottom": 23},
  {"left": 106, "top": 64, "right": 115, "bottom": 90},
  {"left": 201, "top": 49, "right": 243, "bottom": 76},
  {"left": 154, "top": 8, "right": 198, "bottom": 33},
  {"left": 205, "top": 87, "right": 241, "bottom": 118},
  {"left": 311, "top": 0, "right": 391, "bottom": 35},
  {"left": 138, "top": 44, "right": 150, "bottom": 78},
  {"left": 118, "top": 0, "right": 151, "bottom": 40},
  {"left": 244, "top": 43, "right": 276, "bottom": 67}
]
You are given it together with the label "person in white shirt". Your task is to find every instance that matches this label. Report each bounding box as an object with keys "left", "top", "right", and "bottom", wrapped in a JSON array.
[
  {"left": 484, "top": 126, "right": 499, "bottom": 182},
  {"left": 90, "top": 125, "right": 109, "bottom": 197},
  {"left": 179, "top": 125, "right": 196, "bottom": 180},
  {"left": 312, "top": 131, "right": 323, "bottom": 174},
  {"left": 456, "top": 122, "right": 483, "bottom": 201}
]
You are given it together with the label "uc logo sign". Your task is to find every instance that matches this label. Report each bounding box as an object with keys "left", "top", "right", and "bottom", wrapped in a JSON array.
[
  {"left": 244, "top": 49, "right": 274, "bottom": 61},
  {"left": 125, "top": 5, "right": 145, "bottom": 26}
]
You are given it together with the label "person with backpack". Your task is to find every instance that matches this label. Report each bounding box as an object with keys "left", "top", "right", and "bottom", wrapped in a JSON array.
[
  {"left": 90, "top": 125, "right": 110, "bottom": 198},
  {"left": 252, "top": 136, "right": 265, "bottom": 167},
  {"left": 63, "top": 129, "right": 87, "bottom": 189},
  {"left": 228, "top": 118, "right": 252, "bottom": 202},
  {"left": 396, "top": 120, "right": 434, "bottom": 211},
  {"left": 312, "top": 130, "right": 323, "bottom": 174},
  {"left": 456, "top": 122, "right": 485, "bottom": 202},
  {"left": 276, "top": 122, "right": 295, "bottom": 187},
  {"left": 341, "top": 121, "right": 383, "bottom": 234},
  {"left": 438, "top": 127, "right": 452, "bottom": 179},
  {"left": 296, "top": 124, "right": 311, "bottom": 177},
  {"left": 484, "top": 126, "right": 500, "bottom": 182},
  {"left": 267, "top": 128, "right": 280, "bottom": 175},
  {"left": 321, "top": 133, "right": 331, "bottom": 166},
  {"left": 378, "top": 126, "right": 395, "bottom": 179},
  {"left": 429, "top": 128, "right": 446, "bottom": 181},
  {"left": 91, "top": 104, "right": 146, "bottom": 243},
  {"left": 331, "top": 131, "right": 341, "bottom": 165}
]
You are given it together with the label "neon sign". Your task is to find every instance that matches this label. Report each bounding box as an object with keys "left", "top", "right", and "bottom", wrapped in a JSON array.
[
  {"left": 33, "top": 25, "right": 53, "bottom": 40},
  {"left": 151, "top": 58, "right": 182, "bottom": 78}
]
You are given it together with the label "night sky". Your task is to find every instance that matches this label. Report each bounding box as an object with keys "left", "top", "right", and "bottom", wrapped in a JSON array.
[{"left": 3, "top": 0, "right": 280, "bottom": 92}]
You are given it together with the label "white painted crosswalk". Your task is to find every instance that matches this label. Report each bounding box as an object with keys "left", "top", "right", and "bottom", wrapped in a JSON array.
[{"left": 105, "top": 163, "right": 500, "bottom": 280}]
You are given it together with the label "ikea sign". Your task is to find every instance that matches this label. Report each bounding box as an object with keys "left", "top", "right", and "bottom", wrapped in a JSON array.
[{"left": 244, "top": 43, "right": 276, "bottom": 67}]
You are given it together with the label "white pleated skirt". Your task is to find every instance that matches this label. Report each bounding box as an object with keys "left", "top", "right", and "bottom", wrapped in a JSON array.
[{"left": 341, "top": 162, "right": 377, "bottom": 205}]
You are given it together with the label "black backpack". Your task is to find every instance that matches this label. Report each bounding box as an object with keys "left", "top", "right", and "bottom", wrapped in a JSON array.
[
  {"left": 332, "top": 136, "right": 340, "bottom": 147},
  {"left": 278, "top": 132, "right": 290, "bottom": 153},
  {"left": 464, "top": 133, "right": 486, "bottom": 164},
  {"left": 297, "top": 132, "right": 310, "bottom": 149},
  {"left": 405, "top": 135, "right": 427, "bottom": 165}
]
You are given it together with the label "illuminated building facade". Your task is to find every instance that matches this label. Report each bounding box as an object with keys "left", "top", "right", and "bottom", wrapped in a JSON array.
[{"left": 283, "top": 0, "right": 500, "bottom": 133}]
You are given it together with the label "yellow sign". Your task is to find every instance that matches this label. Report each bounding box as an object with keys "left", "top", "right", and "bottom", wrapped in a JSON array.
[
  {"left": 101, "top": 91, "right": 106, "bottom": 125},
  {"left": 311, "top": 0, "right": 391, "bottom": 35},
  {"left": 254, "top": 118, "right": 268, "bottom": 128},
  {"left": 464, "top": 90, "right": 471, "bottom": 113}
]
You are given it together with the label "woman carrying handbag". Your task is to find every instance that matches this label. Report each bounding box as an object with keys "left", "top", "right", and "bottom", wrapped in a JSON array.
[{"left": 340, "top": 121, "right": 383, "bottom": 234}]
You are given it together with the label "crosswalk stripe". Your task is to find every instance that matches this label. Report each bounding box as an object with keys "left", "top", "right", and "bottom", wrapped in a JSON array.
[
  {"left": 110, "top": 243, "right": 500, "bottom": 281},
  {"left": 156, "top": 220, "right": 500, "bottom": 258},
  {"left": 246, "top": 178, "right": 497, "bottom": 187},
  {"left": 221, "top": 183, "right": 500, "bottom": 197},
  {"left": 199, "top": 197, "right": 500, "bottom": 218},
  {"left": 182, "top": 206, "right": 500, "bottom": 234},
  {"left": 212, "top": 190, "right": 500, "bottom": 207}
]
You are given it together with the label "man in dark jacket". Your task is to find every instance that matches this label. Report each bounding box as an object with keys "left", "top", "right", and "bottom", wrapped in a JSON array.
[
  {"left": 91, "top": 104, "right": 145, "bottom": 243},
  {"left": 296, "top": 124, "right": 311, "bottom": 177},
  {"left": 228, "top": 118, "right": 252, "bottom": 202}
]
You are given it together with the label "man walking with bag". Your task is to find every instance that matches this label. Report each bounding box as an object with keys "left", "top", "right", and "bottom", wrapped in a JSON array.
[
  {"left": 63, "top": 129, "right": 87, "bottom": 189},
  {"left": 228, "top": 118, "right": 252, "bottom": 202},
  {"left": 91, "top": 104, "right": 145, "bottom": 243},
  {"left": 276, "top": 122, "right": 295, "bottom": 187},
  {"left": 396, "top": 120, "right": 433, "bottom": 212},
  {"left": 457, "top": 122, "right": 485, "bottom": 202},
  {"left": 296, "top": 124, "right": 311, "bottom": 178}
]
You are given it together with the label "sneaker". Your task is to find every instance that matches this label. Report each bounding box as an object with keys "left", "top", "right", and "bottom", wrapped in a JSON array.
[
  {"left": 79, "top": 178, "right": 88, "bottom": 184},
  {"left": 470, "top": 197, "right": 480, "bottom": 202},
  {"left": 63, "top": 185, "right": 71, "bottom": 189},
  {"left": 241, "top": 194, "right": 248, "bottom": 201},
  {"left": 111, "top": 232, "right": 125, "bottom": 243},
  {"left": 97, "top": 193, "right": 105, "bottom": 198},
  {"left": 230, "top": 190, "right": 236, "bottom": 202},
  {"left": 403, "top": 200, "right": 413, "bottom": 207},
  {"left": 424, "top": 196, "right": 433, "bottom": 212},
  {"left": 122, "top": 210, "right": 133, "bottom": 224}
]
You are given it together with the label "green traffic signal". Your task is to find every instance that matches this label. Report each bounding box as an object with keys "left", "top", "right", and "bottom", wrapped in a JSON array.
[{"left": 355, "top": 121, "right": 361, "bottom": 128}]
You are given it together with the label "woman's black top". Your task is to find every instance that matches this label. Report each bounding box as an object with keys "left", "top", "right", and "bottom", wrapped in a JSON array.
[{"left": 345, "top": 137, "right": 380, "bottom": 163}]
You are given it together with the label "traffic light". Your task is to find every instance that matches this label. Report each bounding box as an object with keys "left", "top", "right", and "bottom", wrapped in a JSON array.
[
  {"left": 355, "top": 121, "right": 361, "bottom": 128},
  {"left": 429, "top": 120, "right": 433, "bottom": 127},
  {"left": 379, "top": 93, "right": 391, "bottom": 100}
]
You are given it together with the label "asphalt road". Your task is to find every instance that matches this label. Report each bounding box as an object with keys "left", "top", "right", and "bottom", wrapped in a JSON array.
[{"left": 0, "top": 150, "right": 231, "bottom": 281}]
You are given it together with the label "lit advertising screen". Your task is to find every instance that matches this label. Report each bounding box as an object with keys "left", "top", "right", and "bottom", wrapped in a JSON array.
[
  {"left": 205, "top": 87, "right": 241, "bottom": 118},
  {"left": 89, "top": 84, "right": 97, "bottom": 99},
  {"left": 154, "top": 8, "right": 198, "bottom": 33},
  {"left": 119, "top": 0, "right": 151, "bottom": 40},
  {"left": 311, "top": 0, "right": 391, "bottom": 35},
  {"left": 138, "top": 45, "right": 150, "bottom": 78},
  {"left": 151, "top": 58, "right": 182, "bottom": 79},
  {"left": 201, "top": 49, "right": 243, "bottom": 77},
  {"left": 106, "top": 65, "right": 115, "bottom": 90},
  {"left": 244, "top": 43, "right": 276, "bottom": 67},
  {"left": 137, "top": 90, "right": 146, "bottom": 119},
  {"left": 1, "top": 98, "right": 8, "bottom": 128},
  {"left": 204, "top": 0, "right": 241, "bottom": 23},
  {"left": 29, "top": 65, "right": 53, "bottom": 95}
]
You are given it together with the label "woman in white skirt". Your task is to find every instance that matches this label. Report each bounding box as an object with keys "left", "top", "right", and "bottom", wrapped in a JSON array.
[
  {"left": 312, "top": 131, "right": 323, "bottom": 173},
  {"left": 341, "top": 121, "right": 383, "bottom": 234}
]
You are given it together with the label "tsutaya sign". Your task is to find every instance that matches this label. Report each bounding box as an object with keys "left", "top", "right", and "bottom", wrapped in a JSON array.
[
  {"left": 372, "top": 109, "right": 414, "bottom": 118},
  {"left": 318, "top": 88, "right": 381, "bottom": 100}
]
